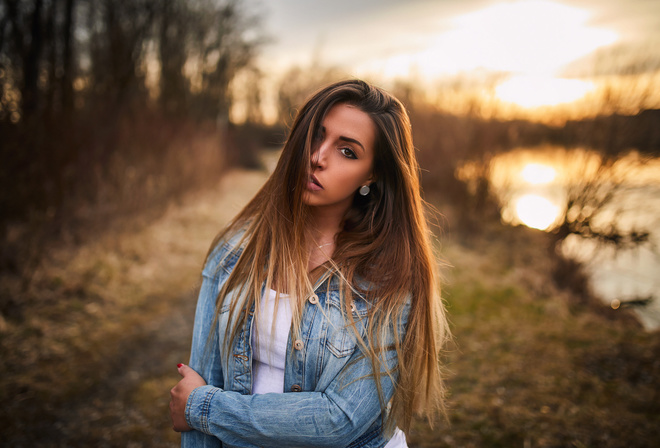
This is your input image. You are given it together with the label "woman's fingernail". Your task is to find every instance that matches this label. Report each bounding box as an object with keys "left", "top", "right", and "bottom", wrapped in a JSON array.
[{"left": 177, "top": 363, "right": 183, "bottom": 368}]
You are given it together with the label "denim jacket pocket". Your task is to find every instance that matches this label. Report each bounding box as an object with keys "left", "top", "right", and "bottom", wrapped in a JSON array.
[
  {"left": 324, "top": 293, "right": 368, "bottom": 358},
  {"left": 326, "top": 324, "right": 357, "bottom": 358}
]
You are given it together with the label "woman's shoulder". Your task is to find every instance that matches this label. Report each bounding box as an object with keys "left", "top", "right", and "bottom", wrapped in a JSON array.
[{"left": 202, "top": 228, "right": 248, "bottom": 278}]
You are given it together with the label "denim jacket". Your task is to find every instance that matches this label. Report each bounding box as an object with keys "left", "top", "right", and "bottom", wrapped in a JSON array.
[{"left": 182, "top": 232, "right": 409, "bottom": 448}]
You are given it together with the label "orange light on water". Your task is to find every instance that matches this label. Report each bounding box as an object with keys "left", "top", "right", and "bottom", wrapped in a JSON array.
[{"left": 514, "top": 194, "right": 560, "bottom": 230}]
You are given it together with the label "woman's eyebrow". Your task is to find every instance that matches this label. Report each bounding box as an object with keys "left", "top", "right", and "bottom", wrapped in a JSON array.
[{"left": 338, "top": 136, "right": 365, "bottom": 152}]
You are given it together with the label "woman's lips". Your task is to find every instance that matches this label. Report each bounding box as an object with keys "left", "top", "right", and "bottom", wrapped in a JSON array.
[{"left": 307, "top": 174, "right": 323, "bottom": 191}]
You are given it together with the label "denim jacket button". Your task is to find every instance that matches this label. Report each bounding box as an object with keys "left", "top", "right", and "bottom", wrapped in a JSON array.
[
  {"left": 291, "top": 384, "right": 302, "bottom": 392},
  {"left": 350, "top": 303, "right": 357, "bottom": 313},
  {"left": 308, "top": 295, "right": 318, "bottom": 304},
  {"left": 294, "top": 339, "right": 304, "bottom": 350}
]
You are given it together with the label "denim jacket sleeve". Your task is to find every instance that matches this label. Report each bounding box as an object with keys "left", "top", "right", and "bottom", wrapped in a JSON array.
[
  {"left": 181, "top": 239, "right": 239, "bottom": 448},
  {"left": 186, "top": 344, "right": 401, "bottom": 447},
  {"left": 184, "top": 289, "right": 409, "bottom": 447}
]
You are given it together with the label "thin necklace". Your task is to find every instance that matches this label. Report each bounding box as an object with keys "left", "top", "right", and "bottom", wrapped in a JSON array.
[{"left": 318, "top": 242, "right": 334, "bottom": 249}]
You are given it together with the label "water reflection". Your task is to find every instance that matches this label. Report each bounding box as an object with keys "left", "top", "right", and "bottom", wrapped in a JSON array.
[
  {"left": 514, "top": 194, "right": 560, "bottom": 230},
  {"left": 487, "top": 146, "right": 660, "bottom": 330}
]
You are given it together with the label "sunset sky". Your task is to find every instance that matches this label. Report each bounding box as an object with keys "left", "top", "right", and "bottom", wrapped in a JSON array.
[
  {"left": 244, "top": 0, "right": 660, "bottom": 120},
  {"left": 255, "top": 0, "right": 659, "bottom": 75}
]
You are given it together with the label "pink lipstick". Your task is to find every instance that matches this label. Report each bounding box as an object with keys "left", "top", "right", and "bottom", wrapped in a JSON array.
[{"left": 307, "top": 174, "right": 323, "bottom": 191}]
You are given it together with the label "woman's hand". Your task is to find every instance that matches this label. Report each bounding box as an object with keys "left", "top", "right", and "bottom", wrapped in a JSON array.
[{"left": 170, "top": 363, "right": 207, "bottom": 432}]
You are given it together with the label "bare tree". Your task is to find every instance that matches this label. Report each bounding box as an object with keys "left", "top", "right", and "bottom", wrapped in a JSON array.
[
  {"left": 275, "top": 64, "right": 346, "bottom": 127},
  {"left": 551, "top": 41, "right": 660, "bottom": 252},
  {"left": 158, "top": 0, "right": 189, "bottom": 115},
  {"left": 1, "top": 0, "right": 45, "bottom": 120},
  {"left": 86, "top": 0, "right": 155, "bottom": 107},
  {"left": 552, "top": 151, "right": 652, "bottom": 251},
  {"left": 0, "top": 0, "right": 265, "bottom": 238}
]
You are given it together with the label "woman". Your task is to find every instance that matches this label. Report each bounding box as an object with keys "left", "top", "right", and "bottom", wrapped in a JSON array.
[{"left": 170, "top": 79, "right": 449, "bottom": 447}]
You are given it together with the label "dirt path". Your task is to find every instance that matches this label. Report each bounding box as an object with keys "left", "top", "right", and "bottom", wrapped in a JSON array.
[{"left": 2, "top": 164, "right": 272, "bottom": 447}]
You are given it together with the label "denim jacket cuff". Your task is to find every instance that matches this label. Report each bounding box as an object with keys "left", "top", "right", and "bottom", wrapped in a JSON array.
[{"left": 185, "top": 385, "right": 221, "bottom": 435}]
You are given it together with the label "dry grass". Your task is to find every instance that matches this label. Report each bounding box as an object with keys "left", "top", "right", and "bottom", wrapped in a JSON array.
[
  {"left": 408, "top": 224, "right": 660, "bottom": 447},
  {"left": 0, "top": 168, "right": 269, "bottom": 446},
  {"left": 1, "top": 164, "right": 658, "bottom": 447}
]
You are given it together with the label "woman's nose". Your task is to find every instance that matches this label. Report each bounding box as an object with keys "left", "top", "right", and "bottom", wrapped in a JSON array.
[{"left": 311, "top": 143, "right": 328, "bottom": 168}]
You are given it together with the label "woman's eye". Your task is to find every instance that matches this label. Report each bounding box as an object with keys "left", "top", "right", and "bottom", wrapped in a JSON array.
[{"left": 340, "top": 148, "right": 357, "bottom": 159}]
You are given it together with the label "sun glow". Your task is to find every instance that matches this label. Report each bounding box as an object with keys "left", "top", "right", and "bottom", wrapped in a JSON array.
[
  {"left": 515, "top": 194, "right": 561, "bottom": 230},
  {"left": 496, "top": 76, "right": 596, "bottom": 108},
  {"left": 356, "top": 1, "right": 618, "bottom": 111},
  {"left": 367, "top": 1, "right": 618, "bottom": 78},
  {"left": 520, "top": 163, "right": 557, "bottom": 184},
  {"left": 441, "top": 1, "right": 616, "bottom": 75}
]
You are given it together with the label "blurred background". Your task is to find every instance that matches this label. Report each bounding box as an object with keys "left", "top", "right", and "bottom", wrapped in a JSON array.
[{"left": 1, "top": 0, "right": 659, "bottom": 446}]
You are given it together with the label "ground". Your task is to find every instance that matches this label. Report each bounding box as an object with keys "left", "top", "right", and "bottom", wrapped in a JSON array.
[
  {"left": 1, "top": 158, "right": 658, "bottom": 447},
  {"left": 0, "top": 166, "right": 270, "bottom": 447}
]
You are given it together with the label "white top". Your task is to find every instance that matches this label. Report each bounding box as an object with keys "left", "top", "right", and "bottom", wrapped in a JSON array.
[
  {"left": 251, "top": 289, "right": 408, "bottom": 447},
  {"left": 252, "top": 289, "right": 292, "bottom": 394}
]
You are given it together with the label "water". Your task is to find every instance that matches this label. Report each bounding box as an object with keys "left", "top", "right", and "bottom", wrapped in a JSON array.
[{"left": 487, "top": 146, "right": 660, "bottom": 330}]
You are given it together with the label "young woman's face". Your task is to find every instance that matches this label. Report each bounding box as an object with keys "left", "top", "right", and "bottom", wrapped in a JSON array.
[{"left": 303, "top": 103, "right": 376, "bottom": 215}]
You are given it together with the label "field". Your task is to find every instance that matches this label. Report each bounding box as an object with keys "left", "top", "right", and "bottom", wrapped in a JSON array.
[{"left": 1, "top": 163, "right": 658, "bottom": 447}]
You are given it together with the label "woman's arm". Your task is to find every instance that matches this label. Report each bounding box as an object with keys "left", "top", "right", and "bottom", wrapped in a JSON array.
[
  {"left": 173, "top": 244, "right": 231, "bottom": 447},
  {"left": 186, "top": 266, "right": 225, "bottom": 388},
  {"left": 184, "top": 321, "right": 404, "bottom": 448}
]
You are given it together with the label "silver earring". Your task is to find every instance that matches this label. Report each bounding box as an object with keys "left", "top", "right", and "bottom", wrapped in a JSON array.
[{"left": 359, "top": 185, "right": 370, "bottom": 196}]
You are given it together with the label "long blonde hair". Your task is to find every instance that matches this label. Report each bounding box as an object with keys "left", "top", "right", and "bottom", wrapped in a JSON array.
[{"left": 206, "top": 79, "right": 448, "bottom": 432}]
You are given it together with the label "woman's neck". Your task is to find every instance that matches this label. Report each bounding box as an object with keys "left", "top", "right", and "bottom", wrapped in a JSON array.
[
  {"left": 306, "top": 206, "right": 344, "bottom": 272},
  {"left": 308, "top": 205, "right": 344, "bottom": 242}
]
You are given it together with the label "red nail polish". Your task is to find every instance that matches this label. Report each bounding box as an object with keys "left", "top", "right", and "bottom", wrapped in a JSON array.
[{"left": 177, "top": 363, "right": 183, "bottom": 368}]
